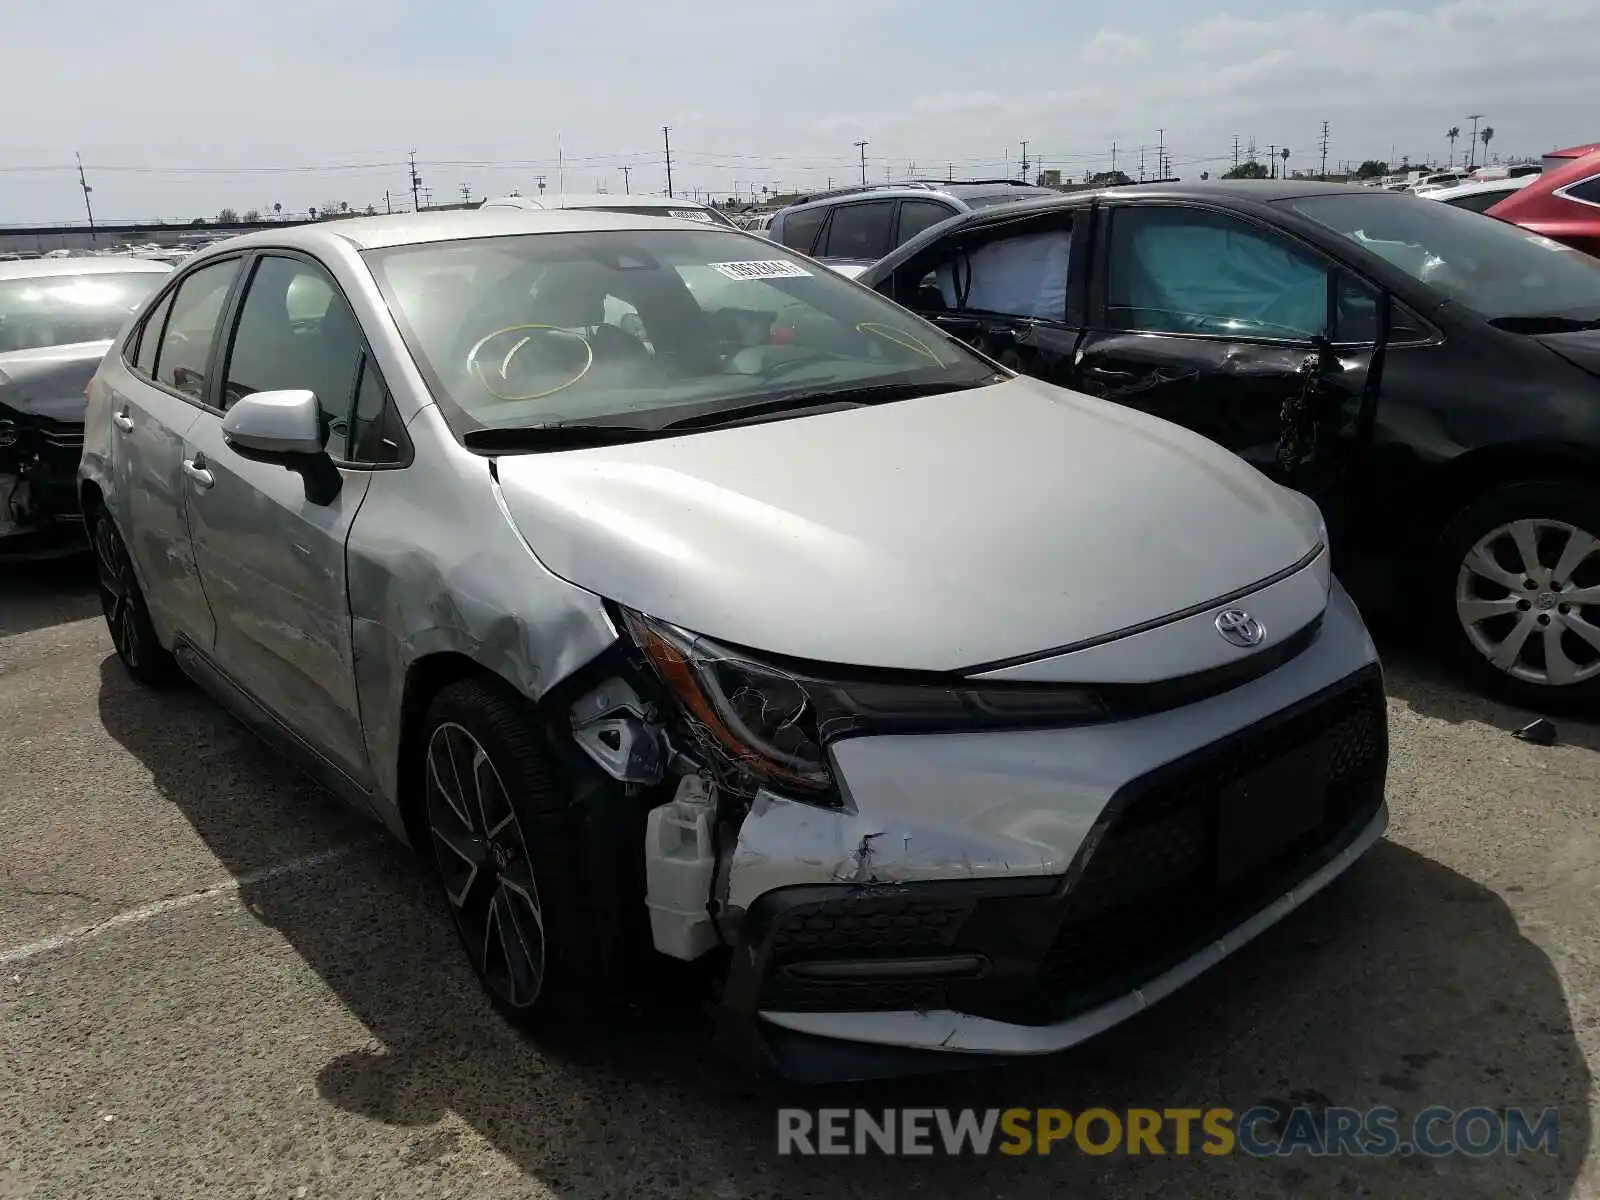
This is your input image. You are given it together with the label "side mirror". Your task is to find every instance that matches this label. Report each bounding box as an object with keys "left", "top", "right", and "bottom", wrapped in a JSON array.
[{"left": 222, "top": 389, "right": 325, "bottom": 457}]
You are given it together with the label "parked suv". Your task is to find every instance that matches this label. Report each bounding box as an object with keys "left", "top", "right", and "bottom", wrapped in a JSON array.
[{"left": 768, "top": 180, "right": 1058, "bottom": 262}]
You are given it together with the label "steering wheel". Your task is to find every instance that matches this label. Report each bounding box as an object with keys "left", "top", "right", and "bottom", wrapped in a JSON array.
[{"left": 466, "top": 324, "right": 593, "bottom": 402}]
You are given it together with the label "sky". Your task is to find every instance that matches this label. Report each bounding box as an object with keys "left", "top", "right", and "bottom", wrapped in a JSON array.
[{"left": 3, "top": 0, "right": 1597, "bottom": 224}]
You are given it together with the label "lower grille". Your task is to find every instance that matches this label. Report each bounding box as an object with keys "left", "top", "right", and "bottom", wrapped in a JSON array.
[{"left": 1036, "top": 675, "right": 1387, "bottom": 1011}]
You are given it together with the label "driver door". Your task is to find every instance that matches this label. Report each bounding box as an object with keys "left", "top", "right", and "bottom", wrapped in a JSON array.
[{"left": 1073, "top": 202, "right": 1380, "bottom": 539}]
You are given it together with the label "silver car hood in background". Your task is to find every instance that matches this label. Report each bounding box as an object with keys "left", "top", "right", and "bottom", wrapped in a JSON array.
[
  {"left": 0, "top": 339, "right": 114, "bottom": 422},
  {"left": 493, "top": 375, "right": 1323, "bottom": 672}
]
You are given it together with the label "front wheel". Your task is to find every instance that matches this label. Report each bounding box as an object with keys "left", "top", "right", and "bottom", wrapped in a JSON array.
[
  {"left": 421, "top": 678, "right": 594, "bottom": 1024},
  {"left": 1430, "top": 480, "right": 1600, "bottom": 708}
]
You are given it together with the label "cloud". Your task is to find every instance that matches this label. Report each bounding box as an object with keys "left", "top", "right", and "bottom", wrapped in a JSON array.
[
  {"left": 1, "top": 0, "right": 1596, "bottom": 221},
  {"left": 1082, "top": 29, "right": 1150, "bottom": 66}
]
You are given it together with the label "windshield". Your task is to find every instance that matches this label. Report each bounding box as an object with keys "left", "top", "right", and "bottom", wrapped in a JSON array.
[
  {"left": 1281, "top": 192, "right": 1600, "bottom": 322},
  {"left": 593, "top": 205, "right": 739, "bottom": 229},
  {"left": 0, "top": 270, "right": 166, "bottom": 353},
  {"left": 365, "top": 229, "right": 993, "bottom": 432}
]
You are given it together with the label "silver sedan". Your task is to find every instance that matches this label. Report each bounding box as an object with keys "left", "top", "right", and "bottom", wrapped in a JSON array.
[{"left": 81, "top": 209, "right": 1387, "bottom": 1080}]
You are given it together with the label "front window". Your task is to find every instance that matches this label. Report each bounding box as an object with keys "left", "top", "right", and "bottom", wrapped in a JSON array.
[
  {"left": 365, "top": 229, "right": 994, "bottom": 433},
  {"left": 0, "top": 270, "right": 166, "bottom": 353},
  {"left": 1282, "top": 192, "right": 1600, "bottom": 325}
]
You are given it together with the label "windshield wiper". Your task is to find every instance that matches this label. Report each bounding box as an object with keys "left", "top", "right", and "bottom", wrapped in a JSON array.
[
  {"left": 655, "top": 378, "right": 995, "bottom": 432},
  {"left": 462, "top": 423, "right": 666, "bottom": 452},
  {"left": 1488, "top": 315, "right": 1600, "bottom": 334},
  {"left": 460, "top": 376, "right": 999, "bottom": 452}
]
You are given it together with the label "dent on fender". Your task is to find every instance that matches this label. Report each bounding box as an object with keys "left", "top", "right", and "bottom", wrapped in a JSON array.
[{"left": 344, "top": 468, "right": 619, "bottom": 838}]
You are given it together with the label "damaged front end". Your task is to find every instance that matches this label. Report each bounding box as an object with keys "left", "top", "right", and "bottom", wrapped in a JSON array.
[
  {"left": 556, "top": 605, "right": 1126, "bottom": 1075},
  {"left": 0, "top": 404, "right": 86, "bottom": 555}
]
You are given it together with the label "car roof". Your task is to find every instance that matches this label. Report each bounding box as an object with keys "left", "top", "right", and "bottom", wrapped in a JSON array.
[
  {"left": 1421, "top": 176, "right": 1536, "bottom": 202},
  {"left": 188, "top": 208, "right": 745, "bottom": 255},
  {"left": 481, "top": 193, "right": 712, "bottom": 211},
  {"left": 0, "top": 255, "right": 174, "bottom": 281}
]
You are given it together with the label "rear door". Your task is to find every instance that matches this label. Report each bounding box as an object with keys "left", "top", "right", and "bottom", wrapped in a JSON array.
[
  {"left": 1073, "top": 202, "right": 1380, "bottom": 531},
  {"left": 110, "top": 257, "right": 243, "bottom": 647},
  {"left": 180, "top": 251, "right": 380, "bottom": 786}
]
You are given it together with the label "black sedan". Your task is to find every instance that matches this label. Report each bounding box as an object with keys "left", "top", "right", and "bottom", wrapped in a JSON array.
[
  {"left": 858, "top": 181, "right": 1600, "bottom": 708},
  {"left": 0, "top": 256, "right": 171, "bottom": 556}
]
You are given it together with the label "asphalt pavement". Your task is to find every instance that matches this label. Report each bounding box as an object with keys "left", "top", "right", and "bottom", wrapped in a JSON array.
[{"left": 2, "top": 556, "right": 1597, "bottom": 1199}]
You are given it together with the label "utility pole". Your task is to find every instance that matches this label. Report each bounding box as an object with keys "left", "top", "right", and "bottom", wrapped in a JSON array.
[
  {"left": 947, "top": 162, "right": 953, "bottom": 181},
  {"left": 1019, "top": 140, "right": 1029, "bottom": 181},
  {"left": 1111, "top": 141, "right": 1118, "bottom": 177},
  {"left": 1233, "top": 134, "right": 1241, "bottom": 169},
  {"left": 408, "top": 150, "right": 422, "bottom": 213},
  {"left": 662, "top": 126, "right": 674, "bottom": 197},
  {"left": 459, "top": 183, "right": 471, "bottom": 205},
  {"left": 1465, "top": 114, "right": 1485, "bottom": 168},
  {"left": 1138, "top": 146, "right": 1146, "bottom": 182},
  {"left": 384, "top": 189, "right": 392, "bottom": 215},
  {"left": 1319, "top": 120, "right": 1331, "bottom": 178},
  {"left": 535, "top": 175, "right": 546, "bottom": 194},
  {"left": 1268, "top": 144, "right": 1277, "bottom": 178},
  {"left": 1156, "top": 128, "right": 1164, "bottom": 179},
  {"left": 621, "top": 165, "right": 631, "bottom": 194},
  {"left": 854, "top": 140, "right": 869, "bottom": 186},
  {"left": 422, "top": 187, "right": 432, "bottom": 208},
  {"left": 75, "top": 153, "right": 96, "bottom": 245}
]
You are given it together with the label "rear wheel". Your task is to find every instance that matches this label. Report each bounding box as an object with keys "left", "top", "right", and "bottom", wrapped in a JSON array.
[
  {"left": 92, "top": 509, "right": 179, "bottom": 686},
  {"left": 1430, "top": 480, "right": 1600, "bottom": 707},
  {"left": 421, "top": 678, "right": 593, "bottom": 1024}
]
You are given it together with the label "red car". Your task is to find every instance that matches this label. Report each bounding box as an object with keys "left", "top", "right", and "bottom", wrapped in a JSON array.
[{"left": 1488, "top": 147, "right": 1600, "bottom": 256}]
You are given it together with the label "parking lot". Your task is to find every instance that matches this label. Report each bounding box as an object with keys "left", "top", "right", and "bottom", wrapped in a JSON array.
[{"left": 1, "top": 557, "right": 1597, "bottom": 1199}]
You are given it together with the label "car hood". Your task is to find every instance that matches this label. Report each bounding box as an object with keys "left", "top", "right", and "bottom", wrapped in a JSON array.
[
  {"left": 1537, "top": 331, "right": 1600, "bottom": 381},
  {"left": 0, "top": 340, "right": 111, "bottom": 423},
  {"left": 492, "top": 375, "right": 1323, "bottom": 672}
]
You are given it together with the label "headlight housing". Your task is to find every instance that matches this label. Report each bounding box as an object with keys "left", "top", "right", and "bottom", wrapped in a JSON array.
[{"left": 619, "top": 609, "right": 1107, "bottom": 796}]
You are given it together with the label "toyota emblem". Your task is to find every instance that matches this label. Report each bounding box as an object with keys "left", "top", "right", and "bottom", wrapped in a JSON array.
[{"left": 1215, "top": 609, "right": 1266, "bottom": 648}]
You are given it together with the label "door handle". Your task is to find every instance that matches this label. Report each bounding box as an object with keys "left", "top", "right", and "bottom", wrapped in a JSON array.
[
  {"left": 182, "top": 455, "right": 214, "bottom": 489},
  {"left": 112, "top": 409, "right": 134, "bottom": 433},
  {"left": 1083, "top": 365, "right": 1137, "bottom": 383}
]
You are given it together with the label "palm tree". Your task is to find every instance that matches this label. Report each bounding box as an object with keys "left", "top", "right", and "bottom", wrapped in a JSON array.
[
  {"left": 1480, "top": 126, "right": 1495, "bottom": 164},
  {"left": 1446, "top": 126, "right": 1460, "bottom": 167},
  {"left": 272, "top": 201, "right": 282, "bottom": 220},
  {"left": 1280, "top": 147, "right": 1291, "bottom": 178}
]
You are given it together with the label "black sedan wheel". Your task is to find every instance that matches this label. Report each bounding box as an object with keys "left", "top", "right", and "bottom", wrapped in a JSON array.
[
  {"left": 92, "top": 509, "right": 178, "bottom": 686},
  {"left": 421, "top": 678, "right": 592, "bottom": 1022},
  {"left": 1433, "top": 480, "right": 1600, "bottom": 706}
]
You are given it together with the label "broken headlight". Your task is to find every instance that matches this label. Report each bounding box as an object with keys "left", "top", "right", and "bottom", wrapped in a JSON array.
[{"left": 619, "top": 609, "right": 1107, "bottom": 795}]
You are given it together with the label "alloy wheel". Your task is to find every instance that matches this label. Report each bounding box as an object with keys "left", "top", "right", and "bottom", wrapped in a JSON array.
[
  {"left": 93, "top": 516, "right": 145, "bottom": 669},
  {"left": 425, "top": 722, "right": 547, "bottom": 1009},
  {"left": 1455, "top": 518, "right": 1600, "bottom": 687}
]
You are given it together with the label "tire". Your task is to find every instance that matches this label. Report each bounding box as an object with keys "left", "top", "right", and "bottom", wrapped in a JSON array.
[
  {"left": 91, "top": 509, "right": 179, "bottom": 687},
  {"left": 420, "top": 677, "right": 594, "bottom": 1025},
  {"left": 1429, "top": 479, "right": 1600, "bottom": 708}
]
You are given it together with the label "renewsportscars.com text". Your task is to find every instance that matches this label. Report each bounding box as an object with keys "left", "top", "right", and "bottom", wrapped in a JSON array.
[{"left": 776, "top": 1106, "right": 1560, "bottom": 1158}]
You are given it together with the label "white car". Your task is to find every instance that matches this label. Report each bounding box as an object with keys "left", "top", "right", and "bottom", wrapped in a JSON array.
[
  {"left": 1419, "top": 175, "right": 1536, "bottom": 214},
  {"left": 481, "top": 192, "right": 738, "bottom": 229}
]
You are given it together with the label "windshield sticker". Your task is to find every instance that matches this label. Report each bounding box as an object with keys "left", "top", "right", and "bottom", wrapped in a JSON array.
[
  {"left": 669, "top": 209, "right": 717, "bottom": 223},
  {"left": 709, "top": 260, "right": 814, "bottom": 281}
]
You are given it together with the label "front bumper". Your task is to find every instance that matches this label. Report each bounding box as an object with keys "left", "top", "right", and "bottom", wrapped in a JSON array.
[
  {"left": 0, "top": 417, "right": 86, "bottom": 555},
  {"left": 714, "top": 584, "right": 1389, "bottom": 1080}
]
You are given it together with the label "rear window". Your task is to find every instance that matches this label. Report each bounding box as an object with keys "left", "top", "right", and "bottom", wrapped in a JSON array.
[
  {"left": 776, "top": 206, "right": 828, "bottom": 252},
  {"left": 595, "top": 204, "right": 738, "bottom": 229},
  {"left": 0, "top": 270, "right": 167, "bottom": 353}
]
